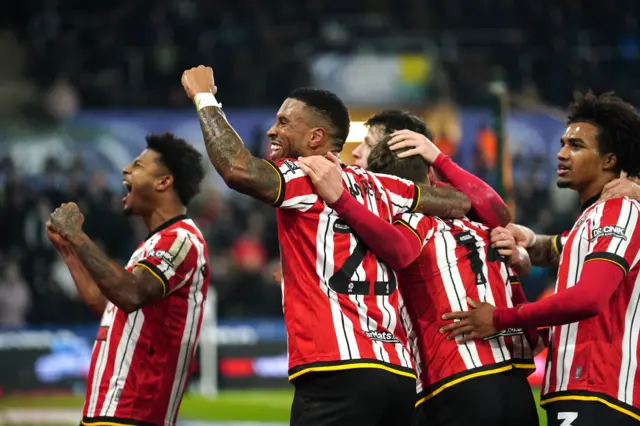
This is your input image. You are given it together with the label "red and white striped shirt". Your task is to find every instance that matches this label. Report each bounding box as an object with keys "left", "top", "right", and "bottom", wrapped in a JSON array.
[
  {"left": 395, "top": 213, "right": 535, "bottom": 405},
  {"left": 82, "top": 216, "right": 210, "bottom": 426},
  {"left": 540, "top": 196, "right": 640, "bottom": 421},
  {"left": 266, "top": 159, "right": 419, "bottom": 380}
]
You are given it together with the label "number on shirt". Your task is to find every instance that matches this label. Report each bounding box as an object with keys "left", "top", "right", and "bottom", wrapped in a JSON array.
[
  {"left": 328, "top": 237, "right": 397, "bottom": 296},
  {"left": 453, "top": 229, "right": 502, "bottom": 286},
  {"left": 557, "top": 412, "right": 578, "bottom": 426}
]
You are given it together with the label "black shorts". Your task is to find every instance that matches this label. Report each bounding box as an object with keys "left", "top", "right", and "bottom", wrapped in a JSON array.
[
  {"left": 545, "top": 400, "right": 639, "bottom": 426},
  {"left": 290, "top": 368, "right": 416, "bottom": 426},
  {"left": 413, "top": 368, "right": 539, "bottom": 426}
]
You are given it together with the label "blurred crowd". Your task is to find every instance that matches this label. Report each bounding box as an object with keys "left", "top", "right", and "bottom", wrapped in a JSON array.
[
  {"left": 0, "top": 139, "right": 576, "bottom": 327},
  {"left": 0, "top": 0, "right": 601, "bottom": 326},
  {"left": 1, "top": 0, "right": 639, "bottom": 113},
  {"left": 0, "top": 155, "right": 285, "bottom": 327}
]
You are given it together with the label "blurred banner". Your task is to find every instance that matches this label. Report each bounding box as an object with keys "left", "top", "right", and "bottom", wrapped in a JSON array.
[
  {"left": 0, "top": 320, "right": 289, "bottom": 396},
  {"left": 0, "top": 319, "right": 545, "bottom": 395},
  {"left": 310, "top": 53, "right": 432, "bottom": 105}
]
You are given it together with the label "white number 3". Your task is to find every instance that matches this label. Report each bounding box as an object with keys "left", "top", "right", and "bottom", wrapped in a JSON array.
[{"left": 558, "top": 412, "right": 578, "bottom": 426}]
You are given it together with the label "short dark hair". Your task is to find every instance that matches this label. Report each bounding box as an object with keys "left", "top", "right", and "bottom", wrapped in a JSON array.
[
  {"left": 365, "top": 110, "right": 433, "bottom": 140},
  {"left": 146, "top": 133, "right": 206, "bottom": 206},
  {"left": 567, "top": 91, "right": 640, "bottom": 177},
  {"left": 367, "top": 135, "right": 429, "bottom": 183},
  {"left": 289, "top": 87, "right": 351, "bottom": 152}
]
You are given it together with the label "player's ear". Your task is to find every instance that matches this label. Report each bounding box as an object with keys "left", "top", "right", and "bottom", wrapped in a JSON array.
[
  {"left": 308, "top": 127, "right": 326, "bottom": 150},
  {"left": 156, "top": 174, "right": 173, "bottom": 192},
  {"left": 602, "top": 153, "right": 618, "bottom": 172}
]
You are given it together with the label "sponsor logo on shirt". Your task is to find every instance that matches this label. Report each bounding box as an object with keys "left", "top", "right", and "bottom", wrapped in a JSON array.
[
  {"left": 147, "top": 249, "right": 174, "bottom": 265},
  {"left": 364, "top": 330, "right": 401, "bottom": 344},
  {"left": 591, "top": 225, "right": 627, "bottom": 242}
]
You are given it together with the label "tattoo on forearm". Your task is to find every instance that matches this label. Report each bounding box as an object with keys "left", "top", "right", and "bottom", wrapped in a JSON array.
[
  {"left": 416, "top": 185, "right": 472, "bottom": 218},
  {"left": 70, "top": 234, "right": 161, "bottom": 311},
  {"left": 197, "top": 106, "right": 281, "bottom": 204},
  {"left": 527, "top": 235, "right": 560, "bottom": 267}
]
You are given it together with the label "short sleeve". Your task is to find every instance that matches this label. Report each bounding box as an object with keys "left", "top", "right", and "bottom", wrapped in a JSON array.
[
  {"left": 371, "top": 172, "right": 420, "bottom": 216},
  {"left": 136, "top": 230, "right": 201, "bottom": 297},
  {"left": 585, "top": 197, "right": 640, "bottom": 276},
  {"left": 265, "top": 159, "right": 318, "bottom": 211},
  {"left": 393, "top": 213, "right": 440, "bottom": 247}
]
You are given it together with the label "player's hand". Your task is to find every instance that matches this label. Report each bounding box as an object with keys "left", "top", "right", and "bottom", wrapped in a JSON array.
[
  {"left": 387, "top": 129, "right": 441, "bottom": 163},
  {"left": 49, "top": 202, "right": 85, "bottom": 242},
  {"left": 490, "top": 226, "right": 517, "bottom": 258},
  {"left": 601, "top": 172, "right": 640, "bottom": 201},
  {"left": 181, "top": 65, "right": 217, "bottom": 100},
  {"left": 440, "top": 298, "right": 498, "bottom": 343},
  {"left": 506, "top": 223, "right": 535, "bottom": 248},
  {"left": 46, "top": 220, "right": 74, "bottom": 257},
  {"left": 297, "top": 152, "right": 344, "bottom": 204}
]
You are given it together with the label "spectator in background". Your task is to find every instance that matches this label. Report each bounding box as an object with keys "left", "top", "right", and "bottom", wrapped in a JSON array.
[{"left": 0, "top": 261, "right": 31, "bottom": 327}]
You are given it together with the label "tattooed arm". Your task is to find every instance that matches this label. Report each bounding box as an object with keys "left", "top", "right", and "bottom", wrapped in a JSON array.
[
  {"left": 526, "top": 235, "right": 561, "bottom": 268},
  {"left": 414, "top": 184, "right": 471, "bottom": 218},
  {"left": 47, "top": 222, "right": 106, "bottom": 315},
  {"left": 197, "top": 106, "right": 281, "bottom": 204},
  {"left": 181, "top": 66, "right": 281, "bottom": 205},
  {"left": 68, "top": 233, "right": 164, "bottom": 314},
  {"left": 507, "top": 224, "right": 561, "bottom": 268}
]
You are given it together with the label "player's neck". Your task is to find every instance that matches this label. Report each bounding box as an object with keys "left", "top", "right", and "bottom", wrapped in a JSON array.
[
  {"left": 579, "top": 173, "right": 615, "bottom": 205},
  {"left": 142, "top": 205, "right": 187, "bottom": 233}
]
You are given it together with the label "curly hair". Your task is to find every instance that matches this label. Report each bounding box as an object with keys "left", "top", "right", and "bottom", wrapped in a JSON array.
[
  {"left": 567, "top": 91, "right": 640, "bottom": 177},
  {"left": 146, "top": 133, "right": 206, "bottom": 206}
]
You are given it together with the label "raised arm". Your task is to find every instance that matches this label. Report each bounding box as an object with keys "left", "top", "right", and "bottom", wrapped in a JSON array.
[
  {"left": 414, "top": 184, "right": 471, "bottom": 218},
  {"left": 49, "top": 203, "right": 165, "bottom": 314},
  {"left": 47, "top": 222, "right": 107, "bottom": 315},
  {"left": 182, "top": 65, "right": 281, "bottom": 205},
  {"left": 388, "top": 129, "right": 509, "bottom": 226}
]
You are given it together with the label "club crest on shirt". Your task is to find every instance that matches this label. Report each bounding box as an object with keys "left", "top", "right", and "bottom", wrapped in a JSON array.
[
  {"left": 365, "top": 330, "right": 401, "bottom": 344},
  {"left": 591, "top": 225, "right": 627, "bottom": 242}
]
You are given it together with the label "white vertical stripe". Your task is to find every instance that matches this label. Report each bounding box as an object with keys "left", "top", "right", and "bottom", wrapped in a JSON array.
[
  {"left": 87, "top": 304, "right": 117, "bottom": 416},
  {"left": 544, "top": 328, "right": 553, "bottom": 395},
  {"left": 434, "top": 227, "right": 482, "bottom": 369},
  {"left": 375, "top": 262, "right": 391, "bottom": 364},
  {"left": 461, "top": 222, "right": 509, "bottom": 364},
  {"left": 606, "top": 199, "right": 638, "bottom": 258},
  {"left": 315, "top": 206, "right": 359, "bottom": 360},
  {"left": 347, "top": 231, "right": 385, "bottom": 362},
  {"left": 618, "top": 263, "right": 640, "bottom": 405},
  {"left": 101, "top": 311, "right": 145, "bottom": 417},
  {"left": 166, "top": 235, "right": 207, "bottom": 424},
  {"left": 555, "top": 216, "right": 590, "bottom": 392}
]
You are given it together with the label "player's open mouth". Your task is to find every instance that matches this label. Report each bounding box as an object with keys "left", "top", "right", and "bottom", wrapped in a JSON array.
[
  {"left": 122, "top": 181, "right": 132, "bottom": 203},
  {"left": 270, "top": 142, "right": 283, "bottom": 159},
  {"left": 557, "top": 164, "right": 570, "bottom": 176}
]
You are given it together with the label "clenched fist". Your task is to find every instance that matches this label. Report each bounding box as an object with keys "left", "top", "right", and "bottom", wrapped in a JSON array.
[
  {"left": 49, "top": 202, "right": 85, "bottom": 241},
  {"left": 181, "top": 65, "right": 217, "bottom": 100}
]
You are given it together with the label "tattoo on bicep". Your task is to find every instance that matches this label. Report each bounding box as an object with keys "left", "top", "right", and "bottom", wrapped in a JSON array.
[
  {"left": 133, "top": 268, "right": 166, "bottom": 301},
  {"left": 197, "top": 106, "right": 281, "bottom": 204}
]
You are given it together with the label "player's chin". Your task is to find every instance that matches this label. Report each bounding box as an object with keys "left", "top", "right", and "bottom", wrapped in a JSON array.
[
  {"left": 556, "top": 178, "right": 572, "bottom": 188},
  {"left": 122, "top": 204, "right": 134, "bottom": 216}
]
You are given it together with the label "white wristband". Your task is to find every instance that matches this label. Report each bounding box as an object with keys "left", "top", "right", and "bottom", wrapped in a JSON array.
[{"left": 194, "top": 93, "right": 221, "bottom": 111}]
